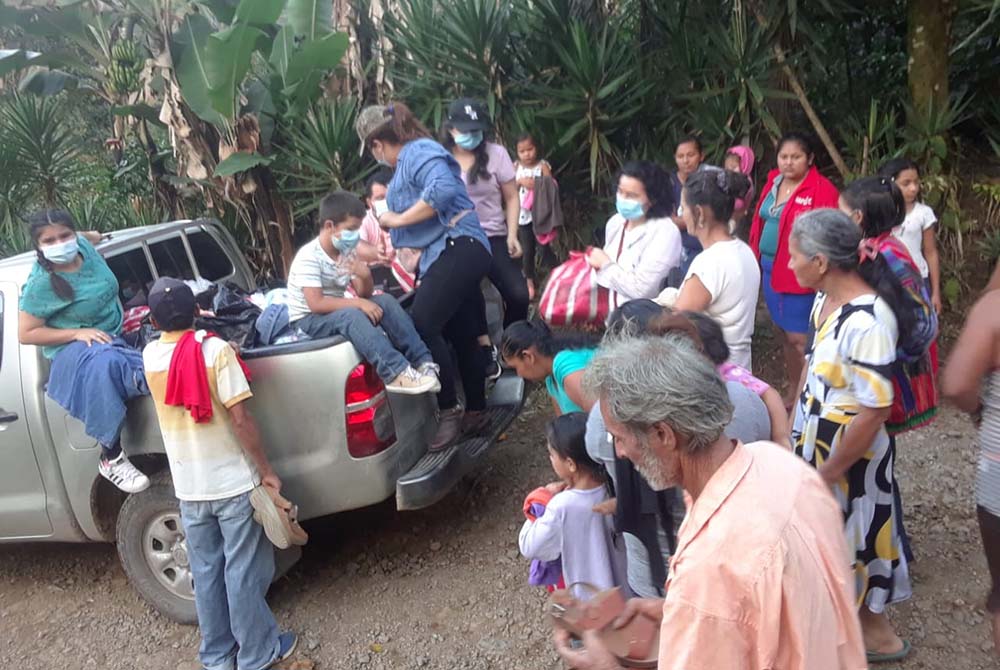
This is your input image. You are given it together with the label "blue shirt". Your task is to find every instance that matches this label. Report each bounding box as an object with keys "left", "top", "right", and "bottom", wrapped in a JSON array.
[
  {"left": 20, "top": 235, "right": 123, "bottom": 359},
  {"left": 386, "top": 138, "right": 490, "bottom": 276},
  {"left": 758, "top": 177, "right": 785, "bottom": 261},
  {"left": 545, "top": 348, "right": 597, "bottom": 414}
]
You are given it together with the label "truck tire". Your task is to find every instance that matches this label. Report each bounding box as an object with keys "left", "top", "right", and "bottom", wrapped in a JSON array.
[{"left": 116, "top": 480, "right": 198, "bottom": 624}]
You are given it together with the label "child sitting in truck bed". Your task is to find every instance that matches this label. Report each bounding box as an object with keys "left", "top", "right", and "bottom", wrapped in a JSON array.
[{"left": 286, "top": 191, "right": 440, "bottom": 395}]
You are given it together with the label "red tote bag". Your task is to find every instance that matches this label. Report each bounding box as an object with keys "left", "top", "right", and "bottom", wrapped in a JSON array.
[{"left": 538, "top": 251, "right": 611, "bottom": 327}]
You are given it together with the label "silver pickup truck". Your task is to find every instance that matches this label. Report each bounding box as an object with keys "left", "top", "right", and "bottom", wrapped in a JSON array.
[{"left": 0, "top": 219, "right": 523, "bottom": 623}]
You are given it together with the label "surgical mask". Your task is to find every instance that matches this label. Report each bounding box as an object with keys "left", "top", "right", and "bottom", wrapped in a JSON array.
[
  {"left": 333, "top": 229, "right": 361, "bottom": 253},
  {"left": 40, "top": 237, "right": 80, "bottom": 265},
  {"left": 373, "top": 199, "right": 389, "bottom": 218},
  {"left": 616, "top": 196, "right": 646, "bottom": 221},
  {"left": 454, "top": 130, "right": 483, "bottom": 150}
]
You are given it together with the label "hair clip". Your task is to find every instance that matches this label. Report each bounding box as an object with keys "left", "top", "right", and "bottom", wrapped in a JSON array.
[
  {"left": 715, "top": 170, "right": 728, "bottom": 191},
  {"left": 858, "top": 238, "right": 879, "bottom": 263},
  {"left": 386, "top": 103, "right": 395, "bottom": 117}
]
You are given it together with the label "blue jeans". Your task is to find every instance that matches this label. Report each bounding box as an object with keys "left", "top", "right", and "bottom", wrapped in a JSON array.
[
  {"left": 180, "top": 492, "right": 280, "bottom": 670},
  {"left": 294, "top": 293, "right": 433, "bottom": 383}
]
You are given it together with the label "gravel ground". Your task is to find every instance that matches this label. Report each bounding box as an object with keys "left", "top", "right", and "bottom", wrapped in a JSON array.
[{"left": 1, "top": 380, "right": 997, "bottom": 669}]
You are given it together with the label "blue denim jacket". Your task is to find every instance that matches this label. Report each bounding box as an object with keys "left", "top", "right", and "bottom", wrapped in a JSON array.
[{"left": 386, "top": 139, "right": 490, "bottom": 275}]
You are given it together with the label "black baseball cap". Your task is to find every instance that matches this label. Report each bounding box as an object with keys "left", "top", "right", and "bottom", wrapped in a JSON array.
[
  {"left": 446, "top": 98, "right": 491, "bottom": 133},
  {"left": 148, "top": 277, "right": 196, "bottom": 330}
]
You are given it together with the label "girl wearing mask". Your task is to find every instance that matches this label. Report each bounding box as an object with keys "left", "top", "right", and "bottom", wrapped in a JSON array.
[
  {"left": 18, "top": 210, "right": 150, "bottom": 494},
  {"left": 443, "top": 98, "right": 529, "bottom": 327},
  {"left": 585, "top": 160, "right": 681, "bottom": 309},
  {"left": 788, "top": 209, "right": 912, "bottom": 663},
  {"left": 355, "top": 102, "right": 492, "bottom": 450},
  {"left": 750, "top": 132, "right": 840, "bottom": 408}
]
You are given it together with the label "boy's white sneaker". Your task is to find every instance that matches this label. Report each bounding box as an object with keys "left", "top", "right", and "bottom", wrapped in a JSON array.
[
  {"left": 99, "top": 452, "right": 151, "bottom": 493},
  {"left": 386, "top": 366, "right": 438, "bottom": 395},
  {"left": 417, "top": 362, "right": 442, "bottom": 393}
]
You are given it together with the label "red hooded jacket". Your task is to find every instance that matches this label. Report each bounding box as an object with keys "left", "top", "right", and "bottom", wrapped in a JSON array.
[{"left": 749, "top": 165, "right": 840, "bottom": 294}]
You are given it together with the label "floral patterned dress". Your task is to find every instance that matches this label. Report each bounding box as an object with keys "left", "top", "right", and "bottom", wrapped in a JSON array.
[{"left": 792, "top": 292, "right": 912, "bottom": 613}]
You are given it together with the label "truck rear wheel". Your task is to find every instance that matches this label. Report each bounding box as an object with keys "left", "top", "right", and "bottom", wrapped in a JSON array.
[{"left": 116, "top": 480, "right": 198, "bottom": 624}]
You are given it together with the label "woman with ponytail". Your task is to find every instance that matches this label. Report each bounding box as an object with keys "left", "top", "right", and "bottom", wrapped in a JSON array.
[
  {"left": 356, "top": 102, "right": 493, "bottom": 450},
  {"left": 659, "top": 168, "right": 761, "bottom": 368},
  {"left": 18, "top": 210, "right": 150, "bottom": 493},
  {"left": 787, "top": 208, "right": 912, "bottom": 663}
]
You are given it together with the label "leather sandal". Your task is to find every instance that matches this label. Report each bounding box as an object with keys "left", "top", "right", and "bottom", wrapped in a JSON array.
[
  {"left": 548, "top": 584, "right": 659, "bottom": 669},
  {"left": 249, "top": 486, "right": 309, "bottom": 550}
]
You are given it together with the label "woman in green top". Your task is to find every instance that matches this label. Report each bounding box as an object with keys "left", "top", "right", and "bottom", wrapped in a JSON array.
[
  {"left": 500, "top": 320, "right": 597, "bottom": 415},
  {"left": 18, "top": 210, "right": 150, "bottom": 493}
]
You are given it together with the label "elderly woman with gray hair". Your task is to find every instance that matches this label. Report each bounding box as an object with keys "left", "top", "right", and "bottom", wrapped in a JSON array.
[
  {"left": 786, "top": 208, "right": 914, "bottom": 663},
  {"left": 556, "top": 333, "right": 865, "bottom": 670}
]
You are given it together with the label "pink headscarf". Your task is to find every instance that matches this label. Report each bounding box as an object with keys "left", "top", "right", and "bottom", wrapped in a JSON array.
[{"left": 726, "top": 145, "right": 755, "bottom": 176}]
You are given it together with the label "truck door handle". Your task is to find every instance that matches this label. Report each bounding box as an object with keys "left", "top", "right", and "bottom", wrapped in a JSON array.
[{"left": 0, "top": 410, "right": 18, "bottom": 423}]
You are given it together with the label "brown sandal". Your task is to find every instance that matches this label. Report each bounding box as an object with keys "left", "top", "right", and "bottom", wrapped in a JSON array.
[{"left": 548, "top": 584, "right": 659, "bottom": 668}]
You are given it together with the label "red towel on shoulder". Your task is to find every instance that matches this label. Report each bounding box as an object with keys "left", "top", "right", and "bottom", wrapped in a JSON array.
[{"left": 164, "top": 330, "right": 252, "bottom": 423}]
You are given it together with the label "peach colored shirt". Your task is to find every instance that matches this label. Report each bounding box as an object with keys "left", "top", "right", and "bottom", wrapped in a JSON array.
[
  {"left": 360, "top": 210, "right": 395, "bottom": 264},
  {"left": 659, "top": 441, "right": 866, "bottom": 670}
]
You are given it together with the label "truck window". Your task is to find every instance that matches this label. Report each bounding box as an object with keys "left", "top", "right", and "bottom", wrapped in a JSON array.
[
  {"left": 187, "top": 230, "right": 234, "bottom": 281},
  {"left": 149, "top": 237, "right": 195, "bottom": 280},
  {"left": 105, "top": 248, "right": 155, "bottom": 306}
]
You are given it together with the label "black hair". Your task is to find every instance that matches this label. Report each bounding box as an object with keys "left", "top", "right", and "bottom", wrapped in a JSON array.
[
  {"left": 777, "top": 131, "right": 815, "bottom": 158},
  {"left": 676, "top": 136, "right": 703, "bottom": 154},
  {"left": 500, "top": 319, "right": 598, "bottom": 360},
  {"left": 682, "top": 311, "right": 729, "bottom": 365},
  {"left": 792, "top": 209, "right": 917, "bottom": 339},
  {"left": 546, "top": 412, "right": 602, "bottom": 475},
  {"left": 878, "top": 157, "right": 921, "bottom": 182},
  {"left": 27, "top": 209, "right": 78, "bottom": 301},
  {"left": 684, "top": 169, "right": 751, "bottom": 224},
  {"left": 158, "top": 304, "right": 196, "bottom": 332},
  {"left": 605, "top": 299, "right": 666, "bottom": 337},
  {"left": 364, "top": 167, "right": 394, "bottom": 200},
  {"left": 516, "top": 132, "right": 539, "bottom": 149},
  {"left": 842, "top": 176, "right": 905, "bottom": 238},
  {"left": 617, "top": 160, "right": 676, "bottom": 219},
  {"left": 440, "top": 122, "right": 491, "bottom": 185},
  {"left": 318, "top": 190, "right": 367, "bottom": 230}
]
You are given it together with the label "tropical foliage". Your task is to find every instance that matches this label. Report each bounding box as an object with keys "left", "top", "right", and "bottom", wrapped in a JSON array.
[{"left": 1, "top": 0, "right": 998, "bottom": 293}]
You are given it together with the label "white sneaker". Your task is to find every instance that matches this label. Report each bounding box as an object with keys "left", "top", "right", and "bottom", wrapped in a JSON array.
[
  {"left": 99, "top": 452, "right": 151, "bottom": 493},
  {"left": 417, "top": 362, "right": 441, "bottom": 393},
  {"left": 386, "top": 366, "right": 438, "bottom": 395}
]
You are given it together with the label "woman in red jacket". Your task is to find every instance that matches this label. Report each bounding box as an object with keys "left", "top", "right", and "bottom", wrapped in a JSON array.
[{"left": 750, "top": 132, "right": 840, "bottom": 407}]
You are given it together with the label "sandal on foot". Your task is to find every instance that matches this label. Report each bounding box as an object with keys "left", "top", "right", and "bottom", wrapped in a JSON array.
[{"left": 866, "top": 639, "right": 911, "bottom": 664}]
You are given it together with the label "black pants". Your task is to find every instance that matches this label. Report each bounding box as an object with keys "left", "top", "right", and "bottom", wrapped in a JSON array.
[
  {"left": 487, "top": 235, "right": 530, "bottom": 326},
  {"left": 517, "top": 226, "right": 559, "bottom": 281},
  {"left": 409, "top": 236, "right": 491, "bottom": 411},
  {"left": 979, "top": 506, "right": 1000, "bottom": 613}
]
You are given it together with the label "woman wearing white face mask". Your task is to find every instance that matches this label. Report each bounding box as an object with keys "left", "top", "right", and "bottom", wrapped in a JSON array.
[
  {"left": 18, "top": 209, "right": 151, "bottom": 494},
  {"left": 585, "top": 160, "right": 682, "bottom": 309}
]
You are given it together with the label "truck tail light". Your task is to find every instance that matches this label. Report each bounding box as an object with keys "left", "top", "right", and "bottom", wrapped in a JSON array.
[{"left": 345, "top": 363, "right": 396, "bottom": 458}]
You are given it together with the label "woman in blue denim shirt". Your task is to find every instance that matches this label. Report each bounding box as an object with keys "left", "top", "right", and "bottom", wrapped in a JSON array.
[{"left": 356, "top": 102, "right": 493, "bottom": 450}]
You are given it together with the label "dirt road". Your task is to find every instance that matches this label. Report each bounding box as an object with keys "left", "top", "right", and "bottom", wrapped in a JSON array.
[{"left": 0, "top": 393, "right": 996, "bottom": 669}]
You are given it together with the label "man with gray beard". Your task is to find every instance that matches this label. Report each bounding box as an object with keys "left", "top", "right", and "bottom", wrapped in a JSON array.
[{"left": 554, "top": 334, "right": 867, "bottom": 670}]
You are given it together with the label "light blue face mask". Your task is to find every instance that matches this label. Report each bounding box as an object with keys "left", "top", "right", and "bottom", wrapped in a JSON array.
[
  {"left": 333, "top": 229, "right": 361, "bottom": 253},
  {"left": 615, "top": 196, "right": 646, "bottom": 221},
  {"left": 454, "top": 130, "right": 484, "bottom": 150},
  {"left": 40, "top": 236, "right": 80, "bottom": 265}
]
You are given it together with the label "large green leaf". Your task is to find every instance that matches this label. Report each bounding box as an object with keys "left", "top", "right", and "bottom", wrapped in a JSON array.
[
  {"left": 268, "top": 24, "right": 296, "bottom": 79},
  {"left": 283, "top": 32, "right": 348, "bottom": 112},
  {"left": 214, "top": 151, "right": 273, "bottom": 177},
  {"left": 205, "top": 23, "right": 267, "bottom": 121},
  {"left": 196, "top": 0, "right": 239, "bottom": 23},
  {"left": 173, "top": 14, "right": 226, "bottom": 126},
  {"left": 287, "top": 0, "right": 332, "bottom": 41},
  {"left": 235, "top": 0, "right": 287, "bottom": 25}
]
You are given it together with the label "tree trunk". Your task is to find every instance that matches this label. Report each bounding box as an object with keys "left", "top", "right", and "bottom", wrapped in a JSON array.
[
  {"left": 252, "top": 167, "right": 295, "bottom": 279},
  {"left": 907, "top": 0, "right": 958, "bottom": 116}
]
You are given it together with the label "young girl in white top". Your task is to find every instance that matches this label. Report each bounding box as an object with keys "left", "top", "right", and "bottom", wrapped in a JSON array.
[
  {"left": 879, "top": 158, "right": 942, "bottom": 313},
  {"left": 585, "top": 160, "right": 681, "bottom": 310},
  {"left": 514, "top": 133, "right": 556, "bottom": 299},
  {"left": 519, "top": 412, "right": 627, "bottom": 592}
]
